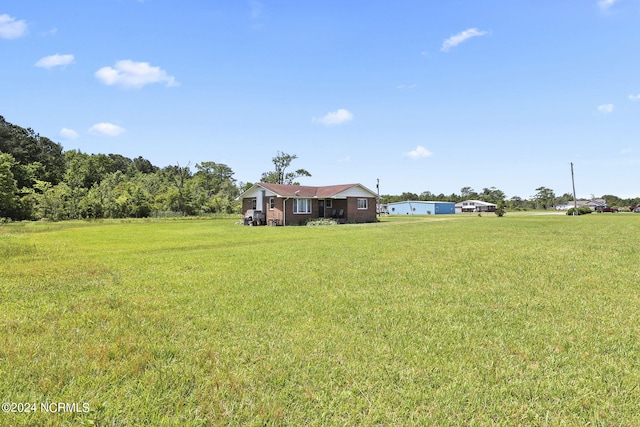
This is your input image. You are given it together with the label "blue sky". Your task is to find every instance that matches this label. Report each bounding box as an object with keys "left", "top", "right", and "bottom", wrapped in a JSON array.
[{"left": 1, "top": 1, "right": 639, "bottom": 199}]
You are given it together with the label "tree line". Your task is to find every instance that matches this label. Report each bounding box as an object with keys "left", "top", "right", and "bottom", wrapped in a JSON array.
[
  {"left": 2, "top": 116, "right": 638, "bottom": 221},
  {"left": 380, "top": 185, "right": 640, "bottom": 211},
  {"left": 1, "top": 116, "right": 241, "bottom": 221}
]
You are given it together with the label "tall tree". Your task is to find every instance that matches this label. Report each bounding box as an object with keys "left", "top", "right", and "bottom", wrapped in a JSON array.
[
  {"left": 534, "top": 186, "right": 556, "bottom": 209},
  {"left": 132, "top": 156, "right": 157, "bottom": 174},
  {"left": 260, "top": 151, "right": 311, "bottom": 185},
  {"left": 0, "top": 116, "right": 65, "bottom": 184},
  {"left": 192, "top": 162, "right": 239, "bottom": 213},
  {"left": 481, "top": 187, "right": 506, "bottom": 204},
  {"left": 460, "top": 187, "right": 478, "bottom": 200},
  {"left": 0, "top": 153, "right": 20, "bottom": 218}
]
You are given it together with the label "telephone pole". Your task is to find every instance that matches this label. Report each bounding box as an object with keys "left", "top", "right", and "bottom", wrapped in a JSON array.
[
  {"left": 376, "top": 178, "right": 380, "bottom": 217},
  {"left": 571, "top": 162, "right": 578, "bottom": 215}
]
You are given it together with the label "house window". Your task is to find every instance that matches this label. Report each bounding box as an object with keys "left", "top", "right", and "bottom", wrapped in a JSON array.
[
  {"left": 252, "top": 199, "right": 257, "bottom": 209},
  {"left": 326, "top": 199, "right": 333, "bottom": 208},
  {"left": 269, "top": 198, "right": 275, "bottom": 210},
  {"left": 293, "top": 199, "right": 312, "bottom": 214},
  {"left": 357, "top": 198, "right": 368, "bottom": 210}
]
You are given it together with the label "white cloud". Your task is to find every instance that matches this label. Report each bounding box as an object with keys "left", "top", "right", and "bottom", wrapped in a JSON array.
[
  {"left": 629, "top": 94, "right": 640, "bottom": 101},
  {"left": 441, "top": 28, "right": 488, "bottom": 52},
  {"left": 598, "top": 0, "right": 617, "bottom": 10},
  {"left": 0, "top": 13, "right": 28, "bottom": 39},
  {"left": 620, "top": 148, "right": 633, "bottom": 155},
  {"left": 597, "top": 104, "right": 614, "bottom": 114},
  {"left": 89, "top": 123, "right": 125, "bottom": 137},
  {"left": 59, "top": 128, "right": 79, "bottom": 139},
  {"left": 405, "top": 146, "right": 433, "bottom": 159},
  {"left": 95, "top": 60, "right": 179, "bottom": 89},
  {"left": 35, "top": 54, "right": 75, "bottom": 69},
  {"left": 313, "top": 108, "right": 354, "bottom": 126},
  {"left": 397, "top": 84, "right": 417, "bottom": 89}
]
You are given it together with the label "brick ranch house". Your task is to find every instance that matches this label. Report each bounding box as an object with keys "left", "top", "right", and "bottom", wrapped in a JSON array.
[{"left": 239, "top": 182, "right": 378, "bottom": 225}]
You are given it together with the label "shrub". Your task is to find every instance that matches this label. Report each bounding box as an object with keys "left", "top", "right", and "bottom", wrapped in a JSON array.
[
  {"left": 566, "top": 206, "right": 592, "bottom": 215},
  {"left": 306, "top": 218, "right": 338, "bottom": 226}
]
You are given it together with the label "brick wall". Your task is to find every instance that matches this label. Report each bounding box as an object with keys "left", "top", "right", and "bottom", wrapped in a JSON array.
[
  {"left": 243, "top": 196, "right": 377, "bottom": 225},
  {"left": 346, "top": 197, "right": 377, "bottom": 223}
]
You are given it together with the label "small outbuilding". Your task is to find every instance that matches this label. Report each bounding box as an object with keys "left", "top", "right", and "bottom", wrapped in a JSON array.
[{"left": 386, "top": 201, "right": 456, "bottom": 215}]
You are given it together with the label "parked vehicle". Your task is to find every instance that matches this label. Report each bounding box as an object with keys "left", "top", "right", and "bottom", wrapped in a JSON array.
[
  {"left": 631, "top": 206, "right": 640, "bottom": 213},
  {"left": 600, "top": 206, "right": 619, "bottom": 213}
]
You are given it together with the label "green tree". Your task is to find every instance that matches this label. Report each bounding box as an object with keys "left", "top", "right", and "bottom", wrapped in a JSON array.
[
  {"left": 0, "top": 116, "right": 65, "bottom": 184},
  {"left": 534, "top": 186, "right": 556, "bottom": 209},
  {"left": 260, "top": 151, "right": 311, "bottom": 185},
  {"left": 191, "top": 162, "right": 239, "bottom": 213},
  {"left": 34, "top": 181, "right": 73, "bottom": 221},
  {"left": 460, "top": 187, "right": 478, "bottom": 199},
  {"left": 132, "top": 156, "right": 158, "bottom": 174},
  {"left": 508, "top": 196, "right": 525, "bottom": 210},
  {"left": 419, "top": 191, "right": 435, "bottom": 201},
  {"left": 481, "top": 187, "right": 506, "bottom": 204},
  {"left": 400, "top": 192, "right": 419, "bottom": 201},
  {"left": 156, "top": 164, "right": 195, "bottom": 215},
  {"left": 0, "top": 153, "right": 20, "bottom": 219}
]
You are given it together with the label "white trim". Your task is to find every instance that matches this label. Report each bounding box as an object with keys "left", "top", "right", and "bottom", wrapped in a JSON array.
[{"left": 293, "top": 198, "right": 312, "bottom": 214}]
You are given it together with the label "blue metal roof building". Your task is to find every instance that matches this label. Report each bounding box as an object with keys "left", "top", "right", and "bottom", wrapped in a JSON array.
[{"left": 386, "top": 201, "right": 456, "bottom": 215}]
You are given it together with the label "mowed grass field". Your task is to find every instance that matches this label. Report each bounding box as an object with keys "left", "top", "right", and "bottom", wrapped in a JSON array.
[{"left": 1, "top": 213, "right": 639, "bottom": 426}]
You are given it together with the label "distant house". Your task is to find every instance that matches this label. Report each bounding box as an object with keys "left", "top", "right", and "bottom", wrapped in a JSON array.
[
  {"left": 556, "top": 198, "right": 607, "bottom": 211},
  {"left": 455, "top": 200, "right": 497, "bottom": 213},
  {"left": 239, "top": 182, "right": 378, "bottom": 225},
  {"left": 386, "top": 201, "right": 455, "bottom": 215}
]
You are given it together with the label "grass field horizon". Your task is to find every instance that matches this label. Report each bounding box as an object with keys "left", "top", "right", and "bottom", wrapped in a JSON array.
[{"left": 2, "top": 213, "right": 639, "bottom": 425}]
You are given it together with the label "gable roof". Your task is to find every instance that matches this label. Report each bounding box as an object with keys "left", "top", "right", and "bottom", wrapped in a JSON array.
[{"left": 240, "top": 182, "right": 377, "bottom": 199}]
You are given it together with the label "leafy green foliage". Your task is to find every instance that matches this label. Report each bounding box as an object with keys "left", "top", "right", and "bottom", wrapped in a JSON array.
[
  {"left": 260, "top": 151, "right": 311, "bottom": 185},
  {"left": 0, "top": 116, "right": 65, "bottom": 185},
  {"left": 0, "top": 153, "right": 20, "bottom": 219},
  {"left": 0, "top": 117, "right": 241, "bottom": 220},
  {"left": 566, "top": 206, "right": 592, "bottom": 215}
]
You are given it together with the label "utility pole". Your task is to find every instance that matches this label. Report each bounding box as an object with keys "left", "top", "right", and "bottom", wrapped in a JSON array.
[
  {"left": 571, "top": 162, "right": 578, "bottom": 216},
  {"left": 376, "top": 178, "right": 380, "bottom": 217}
]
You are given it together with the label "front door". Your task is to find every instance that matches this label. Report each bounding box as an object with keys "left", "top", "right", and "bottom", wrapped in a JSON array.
[{"left": 318, "top": 200, "right": 325, "bottom": 217}]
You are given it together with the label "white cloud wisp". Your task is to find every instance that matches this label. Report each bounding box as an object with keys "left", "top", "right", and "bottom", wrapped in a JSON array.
[
  {"left": 598, "top": 0, "right": 618, "bottom": 11},
  {"left": 313, "top": 108, "right": 354, "bottom": 126},
  {"left": 35, "top": 54, "right": 75, "bottom": 69},
  {"left": 597, "top": 104, "right": 614, "bottom": 114},
  {"left": 441, "top": 28, "right": 488, "bottom": 52},
  {"left": 95, "top": 60, "right": 178, "bottom": 89},
  {"left": 405, "top": 146, "right": 433, "bottom": 159},
  {"left": 59, "top": 128, "right": 79, "bottom": 139},
  {"left": 89, "top": 123, "right": 125, "bottom": 137}
]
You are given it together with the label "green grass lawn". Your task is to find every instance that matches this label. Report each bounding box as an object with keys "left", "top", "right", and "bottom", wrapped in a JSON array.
[{"left": 1, "top": 214, "right": 639, "bottom": 425}]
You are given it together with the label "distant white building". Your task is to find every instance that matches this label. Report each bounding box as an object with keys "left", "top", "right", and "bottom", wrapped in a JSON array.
[
  {"left": 555, "top": 198, "right": 607, "bottom": 211},
  {"left": 455, "top": 200, "right": 497, "bottom": 213}
]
